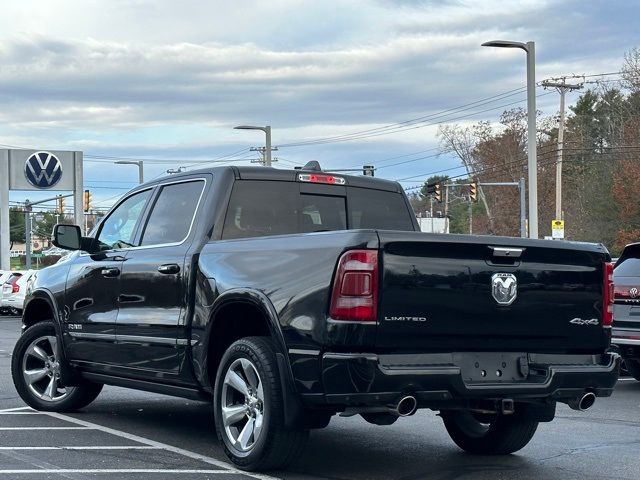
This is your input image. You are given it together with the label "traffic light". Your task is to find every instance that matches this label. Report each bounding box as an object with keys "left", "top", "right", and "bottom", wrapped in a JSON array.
[
  {"left": 469, "top": 180, "right": 478, "bottom": 202},
  {"left": 363, "top": 165, "right": 375, "bottom": 177},
  {"left": 434, "top": 183, "right": 442, "bottom": 203},
  {"left": 57, "top": 196, "right": 66, "bottom": 214},
  {"left": 83, "top": 190, "right": 92, "bottom": 212}
]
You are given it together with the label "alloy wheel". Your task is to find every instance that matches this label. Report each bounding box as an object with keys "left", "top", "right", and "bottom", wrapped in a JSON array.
[
  {"left": 21, "top": 335, "right": 74, "bottom": 402},
  {"left": 221, "top": 358, "right": 265, "bottom": 452}
]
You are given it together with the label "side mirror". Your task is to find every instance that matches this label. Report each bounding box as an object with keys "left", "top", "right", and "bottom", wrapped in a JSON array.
[{"left": 52, "top": 224, "right": 82, "bottom": 251}]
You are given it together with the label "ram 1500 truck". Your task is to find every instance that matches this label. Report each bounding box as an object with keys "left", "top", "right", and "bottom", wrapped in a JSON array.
[{"left": 12, "top": 164, "right": 619, "bottom": 471}]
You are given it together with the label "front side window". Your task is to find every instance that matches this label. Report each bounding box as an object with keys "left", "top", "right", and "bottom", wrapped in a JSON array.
[
  {"left": 95, "top": 190, "right": 152, "bottom": 251},
  {"left": 140, "top": 180, "right": 204, "bottom": 246}
]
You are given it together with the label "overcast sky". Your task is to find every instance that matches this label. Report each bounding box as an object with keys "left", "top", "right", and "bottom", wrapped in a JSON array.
[{"left": 3, "top": 0, "right": 638, "bottom": 208}]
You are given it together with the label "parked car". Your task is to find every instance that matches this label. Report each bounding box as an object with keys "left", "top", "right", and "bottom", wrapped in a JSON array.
[
  {"left": 612, "top": 243, "right": 640, "bottom": 381},
  {"left": 11, "top": 165, "right": 619, "bottom": 471},
  {"left": 1, "top": 272, "right": 23, "bottom": 315},
  {"left": 1, "top": 271, "right": 35, "bottom": 316}
]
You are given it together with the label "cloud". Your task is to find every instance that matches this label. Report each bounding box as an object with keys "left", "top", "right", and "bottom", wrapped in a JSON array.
[{"left": 1, "top": 0, "right": 639, "bottom": 200}]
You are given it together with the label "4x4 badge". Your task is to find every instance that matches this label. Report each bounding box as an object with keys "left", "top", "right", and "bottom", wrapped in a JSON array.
[{"left": 491, "top": 273, "right": 517, "bottom": 306}]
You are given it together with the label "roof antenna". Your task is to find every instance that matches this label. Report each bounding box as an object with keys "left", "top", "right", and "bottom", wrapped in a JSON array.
[{"left": 302, "top": 161, "right": 322, "bottom": 171}]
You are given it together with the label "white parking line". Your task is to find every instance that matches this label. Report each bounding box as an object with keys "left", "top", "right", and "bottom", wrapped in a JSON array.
[
  {"left": 0, "top": 412, "right": 41, "bottom": 415},
  {"left": 0, "top": 469, "right": 235, "bottom": 474},
  {"left": 0, "top": 446, "right": 159, "bottom": 450},
  {"left": 43, "top": 411, "right": 281, "bottom": 480},
  {"left": 0, "top": 427, "right": 90, "bottom": 430},
  {"left": 0, "top": 406, "right": 33, "bottom": 413}
]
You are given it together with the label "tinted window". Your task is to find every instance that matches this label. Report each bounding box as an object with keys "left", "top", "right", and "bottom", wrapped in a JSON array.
[
  {"left": 300, "top": 195, "right": 346, "bottom": 232},
  {"left": 140, "top": 181, "right": 204, "bottom": 246},
  {"left": 615, "top": 258, "right": 640, "bottom": 277},
  {"left": 222, "top": 181, "right": 298, "bottom": 239},
  {"left": 349, "top": 188, "right": 415, "bottom": 230},
  {"left": 96, "top": 190, "right": 151, "bottom": 251},
  {"left": 222, "top": 180, "right": 414, "bottom": 239}
]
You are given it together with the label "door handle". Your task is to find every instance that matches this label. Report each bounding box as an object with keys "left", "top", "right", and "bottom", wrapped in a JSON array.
[
  {"left": 101, "top": 267, "right": 120, "bottom": 278},
  {"left": 157, "top": 264, "right": 180, "bottom": 275}
]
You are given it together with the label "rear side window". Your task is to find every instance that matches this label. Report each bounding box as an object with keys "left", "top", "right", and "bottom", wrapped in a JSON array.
[
  {"left": 615, "top": 257, "right": 640, "bottom": 277},
  {"left": 349, "top": 188, "right": 415, "bottom": 230},
  {"left": 140, "top": 180, "right": 204, "bottom": 246},
  {"left": 222, "top": 180, "right": 413, "bottom": 240}
]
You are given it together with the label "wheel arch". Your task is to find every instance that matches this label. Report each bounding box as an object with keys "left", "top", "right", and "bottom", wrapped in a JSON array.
[
  {"left": 200, "top": 288, "right": 303, "bottom": 427},
  {"left": 21, "top": 290, "right": 76, "bottom": 384}
]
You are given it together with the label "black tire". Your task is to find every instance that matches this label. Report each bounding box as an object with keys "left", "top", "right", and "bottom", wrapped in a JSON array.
[
  {"left": 213, "top": 337, "right": 309, "bottom": 471},
  {"left": 11, "top": 321, "right": 103, "bottom": 412},
  {"left": 625, "top": 359, "right": 640, "bottom": 381},
  {"left": 441, "top": 410, "right": 538, "bottom": 455}
]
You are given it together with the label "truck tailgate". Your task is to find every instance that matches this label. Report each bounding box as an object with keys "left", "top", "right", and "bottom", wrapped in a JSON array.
[{"left": 377, "top": 232, "right": 610, "bottom": 353}]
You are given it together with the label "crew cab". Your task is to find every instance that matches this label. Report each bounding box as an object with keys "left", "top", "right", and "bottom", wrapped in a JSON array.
[{"left": 12, "top": 164, "right": 619, "bottom": 471}]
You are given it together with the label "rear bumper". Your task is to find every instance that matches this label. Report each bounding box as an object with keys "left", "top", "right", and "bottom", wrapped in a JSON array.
[
  {"left": 612, "top": 328, "right": 640, "bottom": 346},
  {"left": 302, "top": 351, "right": 620, "bottom": 408}
]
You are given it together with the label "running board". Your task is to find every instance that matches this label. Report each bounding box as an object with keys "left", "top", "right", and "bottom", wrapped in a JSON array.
[{"left": 80, "top": 372, "right": 211, "bottom": 401}]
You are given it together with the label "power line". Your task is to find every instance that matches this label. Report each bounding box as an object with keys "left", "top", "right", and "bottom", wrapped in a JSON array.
[{"left": 278, "top": 87, "right": 532, "bottom": 147}]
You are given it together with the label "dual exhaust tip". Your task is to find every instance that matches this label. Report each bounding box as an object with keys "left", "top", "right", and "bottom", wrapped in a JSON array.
[
  {"left": 569, "top": 392, "right": 596, "bottom": 411},
  {"left": 393, "top": 395, "right": 418, "bottom": 417},
  {"left": 390, "top": 392, "right": 595, "bottom": 417}
]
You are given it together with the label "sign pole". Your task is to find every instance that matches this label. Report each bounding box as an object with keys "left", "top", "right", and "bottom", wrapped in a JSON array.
[
  {"left": 0, "top": 150, "right": 9, "bottom": 270},
  {"left": 74, "top": 152, "right": 84, "bottom": 231},
  {"left": 25, "top": 201, "right": 32, "bottom": 270}
]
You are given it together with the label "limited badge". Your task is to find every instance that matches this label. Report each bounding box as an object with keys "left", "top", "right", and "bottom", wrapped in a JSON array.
[{"left": 491, "top": 273, "right": 518, "bottom": 306}]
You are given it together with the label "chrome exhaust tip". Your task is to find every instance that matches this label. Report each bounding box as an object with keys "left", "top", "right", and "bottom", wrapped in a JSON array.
[
  {"left": 395, "top": 396, "right": 418, "bottom": 417},
  {"left": 569, "top": 392, "right": 596, "bottom": 411}
]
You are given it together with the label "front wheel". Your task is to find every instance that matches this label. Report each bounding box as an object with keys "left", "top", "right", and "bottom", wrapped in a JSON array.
[
  {"left": 441, "top": 410, "right": 538, "bottom": 455},
  {"left": 213, "top": 337, "right": 308, "bottom": 471},
  {"left": 11, "top": 321, "right": 103, "bottom": 412}
]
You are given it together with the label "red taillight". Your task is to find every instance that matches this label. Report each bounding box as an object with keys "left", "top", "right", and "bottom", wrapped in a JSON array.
[
  {"left": 12, "top": 283, "right": 19, "bottom": 293},
  {"left": 614, "top": 285, "right": 640, "bottom": 300},
  {"left": 603, "top": 262, "right": 614, "bottom": 327},
  {"left": 329, "top": 250, "right": 378, "bottom": 322}
]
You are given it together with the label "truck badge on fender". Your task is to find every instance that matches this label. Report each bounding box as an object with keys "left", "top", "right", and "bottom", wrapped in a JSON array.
[{"left": 491, "top": 273, "right": 518, "bottom": 305}]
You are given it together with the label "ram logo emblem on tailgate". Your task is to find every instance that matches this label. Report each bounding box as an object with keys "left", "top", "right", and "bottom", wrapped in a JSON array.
[{"left": 491, "top": 273, "right": 518, "bottom": 306}]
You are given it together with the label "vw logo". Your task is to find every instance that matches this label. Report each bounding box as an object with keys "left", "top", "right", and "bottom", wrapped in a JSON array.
[
  {"left": 24, "top": 151, "right": 62, "bottom": 189},
  {"left": 491, "top": 273, "right": 518, "bottom": 306},
  {"left": 630, "top": 287, "right": 639, "bottom": 299}
]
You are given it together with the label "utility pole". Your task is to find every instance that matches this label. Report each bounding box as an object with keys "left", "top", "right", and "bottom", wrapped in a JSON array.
[
  {"left": 468, "top": 198, "right": 473, "bottom": 234},
  {"left": 444, "top": 185, "right": 450, "bottom": 218},
  {"left": 250, "top": 146, "right": 279, "bottom": 166},
  {"left": 542, "top": 77, "right": 582, "bottom": 221}
]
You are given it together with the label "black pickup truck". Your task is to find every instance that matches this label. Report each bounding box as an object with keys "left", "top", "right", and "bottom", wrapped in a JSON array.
[{"left": 12, "top": 164, "right": 619, "bottom": 471}]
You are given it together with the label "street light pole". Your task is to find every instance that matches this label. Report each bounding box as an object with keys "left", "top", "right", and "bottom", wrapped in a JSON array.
[
  {"left": 114, "top": 161, "right": 144, "bottom": 184},
  {"left": 482, "top": 40, "right": 538, "bottom": 239},
  {"left": 234, "top": 125, "right": 273, "bottom": 167}
]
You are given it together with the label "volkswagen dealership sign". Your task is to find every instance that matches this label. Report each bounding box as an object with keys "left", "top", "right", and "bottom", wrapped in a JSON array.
[
  {"left": 24, "top": 151, "right": 63, "bottom": 189},
  {"left": 0, "top": 148, "right": 84, "bottom": 270},
  {"left": 6, "top": 149, "right": 77, "bottom": 191}
]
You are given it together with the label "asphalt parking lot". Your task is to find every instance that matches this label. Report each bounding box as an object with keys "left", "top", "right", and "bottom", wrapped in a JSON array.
[{"left": 2, "top": 315, "right": 640, "bottom": 480}]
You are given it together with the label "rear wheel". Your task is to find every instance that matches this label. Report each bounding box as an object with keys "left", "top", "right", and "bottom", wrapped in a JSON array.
[
  {"left": 11, "top": 321, "right": 103, "bottom": 411},
  {"left": 441, "top": 410, "right": 538, "bottom": 455},
  {"left": 214, "top": 337, "right": 308, "bottom": 471},
  {"left": 625, "top": 359, "right": 640, "bottom": 381}
]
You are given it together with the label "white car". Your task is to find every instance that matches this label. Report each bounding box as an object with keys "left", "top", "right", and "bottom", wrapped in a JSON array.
[{"left": 1, "top": 270, "right": 35, "bottom": 316}]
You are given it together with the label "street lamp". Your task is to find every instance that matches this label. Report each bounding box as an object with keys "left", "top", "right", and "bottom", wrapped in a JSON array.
[
  {"left": 482, "top": 40, "right": 538, "bottom": 239},
  {"left": 114, "top": 160, "right": 144, "bottom": 184},
  {"left": 234, "top": 125, "right": 272, "bottom": 167}
]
